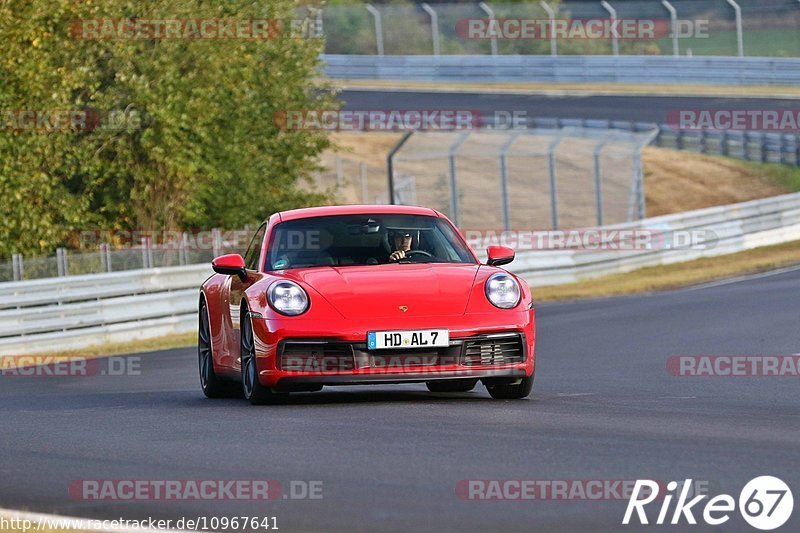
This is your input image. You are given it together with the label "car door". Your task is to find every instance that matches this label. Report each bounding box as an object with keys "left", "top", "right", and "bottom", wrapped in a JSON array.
[{"left": 223, "top": 223, "right": 267, "bottom": 370}]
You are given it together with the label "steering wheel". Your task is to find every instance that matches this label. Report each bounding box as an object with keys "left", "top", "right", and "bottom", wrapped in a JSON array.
[{"left": 403, "top": 250, "right": 432, "bottom": 259}]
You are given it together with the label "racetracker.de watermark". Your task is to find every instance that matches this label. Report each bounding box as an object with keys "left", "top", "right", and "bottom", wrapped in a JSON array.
[
  {"left": 464, "top": 229, "right": 717, "bottom": 252},
  {"left": 667, "top": 109, "right": 800, "bottom": 131},
  {"left": 667, "top": 355, "right": 800, "bottom": 377},
  {"left": 456, "top": 479, "right": 710, "bottom": 501},
  {"left": 456, "top": 18, "right": 708, "bottom": 40},
  {"left": 68, "top": 480, "right": 323, "bottom": 501},
  {"left": 76, "top": 229, "right": 252, "bottom": 251},
  {"left": 69, "top": 18, "right": 322, "bottom": 40},
  {"left": 0, "top": 356, "right": 141, "bottom": 377},
  {"left": 274, "top": 109, "right": 480, "bottom": 131},
  {"left": 1, "top": 109, "right": 141, "bottom": 133}
]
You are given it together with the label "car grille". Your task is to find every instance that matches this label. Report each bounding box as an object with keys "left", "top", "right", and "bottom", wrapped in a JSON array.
[
  {"left": 278, "top": 333, "right": 525, "bottom": 371},
  {"left": 280, "top": 342, "right": 355, "bottom": 372},
  {"left": 461, "top": 334, "right": 525, "bottom": 366}
]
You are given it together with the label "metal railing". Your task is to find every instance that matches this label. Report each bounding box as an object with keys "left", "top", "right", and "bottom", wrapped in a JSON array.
[
  {"left": 2, "top": 192, "right": 799, "bottom": 354},
  {"left": 503, "top": 190, "right": 800, "bottom": 285},
  {"left": 0, "top": 265, "right": 210, "bottom": 355},
  {"left": 321, "top": 54, "right": 800, "bottom": 85},
  {"left": 0, "top": 229, "right": 246, "bottom": 283}
]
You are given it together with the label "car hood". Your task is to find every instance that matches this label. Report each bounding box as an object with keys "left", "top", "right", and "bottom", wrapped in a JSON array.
[{"left": 287, "top": 264, "right": 481, "bottom": 319}]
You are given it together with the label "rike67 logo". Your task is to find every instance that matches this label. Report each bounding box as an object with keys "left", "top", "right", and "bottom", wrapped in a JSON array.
[{"left": 623, "top": 476, "right": 793, "bottom": 530}]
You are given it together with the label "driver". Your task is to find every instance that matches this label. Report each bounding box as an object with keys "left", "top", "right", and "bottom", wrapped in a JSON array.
[{"left": 388, "top": 230, "right": 414, "bottom": 262}]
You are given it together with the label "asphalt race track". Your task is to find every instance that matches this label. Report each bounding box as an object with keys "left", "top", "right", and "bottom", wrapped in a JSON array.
[
  {"left": 341, "top": 89, "right": 800, "bottom": 124},
  {"left": 2, "top": 267, "right": 799, "bottom": 532}
]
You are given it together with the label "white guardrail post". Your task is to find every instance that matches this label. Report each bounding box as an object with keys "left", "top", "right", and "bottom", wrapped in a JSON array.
[
  {"left": 660, "top": 0, "right": 679, "bottom": 57},
  {"left": 365, "top": 4, "right": 384, "bottom": 57},
  {"left": 725, "top": 0, "right": 744, "bottom": 57},
  {"left": 478, "top": 2, "right": 498, "bottom": 56},
  {"left": 600, "top": 1, "right": 619, "bottom": 57},
  {"left": 420, "top": 3, "right": 440, "bottom": 57},
  {"left": 540, "top": 1, "right": 557, "bottom": 56}
]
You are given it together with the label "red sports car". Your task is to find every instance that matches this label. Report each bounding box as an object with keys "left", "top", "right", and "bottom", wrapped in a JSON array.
[{"left": 198, "top": 205, "right": 535, "bottom": 404}]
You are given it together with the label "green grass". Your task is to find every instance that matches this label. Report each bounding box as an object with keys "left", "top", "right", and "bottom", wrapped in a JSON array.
[
  {"left": 656, "top": 29, "right": 800, "bottom": 57},
  {"left": 742, "top": 161, "right": 800, "bottom": 192}
]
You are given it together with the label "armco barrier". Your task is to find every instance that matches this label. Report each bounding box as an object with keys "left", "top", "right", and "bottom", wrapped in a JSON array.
[
  {"left": 502, "top": 191, "right": 800, "bottom": 285},
  {"left": 1, "top": 192, "right": 800, "bottom": 355},
  {"left": 0, "top": 265, "right": 210, "bottom": 355},
  {"left": 321, "top": 55, "right": 800, "bottom": 86}
]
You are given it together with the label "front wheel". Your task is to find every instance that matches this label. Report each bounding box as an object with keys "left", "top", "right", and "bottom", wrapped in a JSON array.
[
  {"left": 486, "top": 374, "right": 534, "bottom": 400},
  {"left": 241, "top": 308, "right": 289, "bottom": 405}
]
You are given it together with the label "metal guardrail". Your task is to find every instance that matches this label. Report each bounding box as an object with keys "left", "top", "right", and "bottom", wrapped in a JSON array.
[
  {"left": 503, "top": 191, "right": 800, "bottom": 285},
  {"left": 0, "top": 265, "right": 210, "bottom": 355},
  {"left": 321, "top": 54, "right": 800, "bottom": 85},
  {"left": 2, "top": 192, "right": 800, "bottom": 354}
]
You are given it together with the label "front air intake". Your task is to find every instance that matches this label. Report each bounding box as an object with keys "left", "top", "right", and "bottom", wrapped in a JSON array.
[{"left": 462, "top": 334, "right": 524, "bottom": 366}]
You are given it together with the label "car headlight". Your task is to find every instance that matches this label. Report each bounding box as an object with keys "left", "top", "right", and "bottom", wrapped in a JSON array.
[
  {"left": 268, "top": 280, "right": 309, "bottom": 316},
  {"left": 485, "top": 272, "right": 521, "bottom": 309}
]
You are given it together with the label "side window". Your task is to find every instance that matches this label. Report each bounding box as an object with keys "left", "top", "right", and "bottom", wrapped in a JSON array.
[{"left": 243, "top": 224, "right": 267, "bottom": 271}]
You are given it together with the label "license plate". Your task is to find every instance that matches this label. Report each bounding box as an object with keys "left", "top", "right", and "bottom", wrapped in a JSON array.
[{"left": 367, "top": 329, "right": 449, "bottom": 350}]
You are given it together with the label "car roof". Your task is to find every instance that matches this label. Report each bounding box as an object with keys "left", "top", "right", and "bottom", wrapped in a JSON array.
[{"left": 277, "top": 204, "right": 440, "bottom": 222}]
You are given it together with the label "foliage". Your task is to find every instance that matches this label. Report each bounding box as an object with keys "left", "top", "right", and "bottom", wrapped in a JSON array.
[{"left": 0, "top": 0, "right": 336, "bottom": 258}]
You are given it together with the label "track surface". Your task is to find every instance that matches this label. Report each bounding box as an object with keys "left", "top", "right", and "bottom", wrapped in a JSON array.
[
  {"left": 2, "top": 268, "right": 799, "bottom": 532},
  {"left": 341, "top": 89, "right": 800, "bottom": 124}
]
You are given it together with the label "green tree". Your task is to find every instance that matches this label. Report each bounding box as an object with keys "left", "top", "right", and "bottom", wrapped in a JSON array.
[{"left": 0, "top": 0, "right": 335, "bottom": 258}]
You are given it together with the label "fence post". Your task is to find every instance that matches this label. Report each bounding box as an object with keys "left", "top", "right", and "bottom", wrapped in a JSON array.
[
  {"left": 540, "top": 1, "right": 557, "bottom": 56},
  {"left": 335, "top": 156, "right": 344, "bottom": 187},
  {"left": 479, "top": 3, "right": 498, "bottom": 56},
  {"left": 212, "top": 228, "right": 222, "bottom": 258},
  {"left": 546, "top": 133, "right": 567, "bottom": 230},
  {"left": 498, "top": 130, "right": 522, "bottom": 231},
  {"left": 386, "top": 131, "right": 414, "bottom": 205},
  {"left": 661, "top": 0, "right": 679, "bottom": 56},
  {"left": 796, "top": 133, "right": 800, "bottom": 165},
  {"left": 140, "top": 237, "right": 152, "bottom": 269},
  {"left": 56, "top": 248, "right": 68, "bottom": 277},
  {"left": 725, "top": 0, "right": 744, "bottom": 57},
  {"left": 100, "top": 243, "right": 108, "bottom": 272},
  {"left": 365, "top": 4, "right": 384, "bottom": 56},
  {"left": 104, "top": 243, "right": 113, "bottom": 272},
  {"left": 421, "top": 3, "right": 440, "bottom": 56},
  {"left": 360, "top": 163, "right": 369, "bottom": 203},
  {"left": 180, "top": 232, "right": 189, "bottom": 265},
  {"left": 600, "top": 1, "right": 619, "bottom": 56},
  {"left": 12, "top": 253, "right": 22, "bottom": 281},
  {"left": 593, "top": 137, "right": 612, "bottom": 227},
  {"left": 448, "top": 132, "right": 471, "bottom": 227}
]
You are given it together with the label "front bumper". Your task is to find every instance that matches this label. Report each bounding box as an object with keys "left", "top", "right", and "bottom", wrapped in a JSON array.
[{"left": 251, "top": 311, "right": 535, "bottom": 388}]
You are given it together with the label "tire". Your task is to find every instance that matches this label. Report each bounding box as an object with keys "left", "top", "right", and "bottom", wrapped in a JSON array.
[
  {"left": 486, "top": 374, "right": 534, "bottom": 400},
  {"left": 241, "top": 307, "right": 289, "bottom": 405},
  {"left": 425, "top": 379, "right": 478, "bottom": 393},
  {"left": 199, "top": 299, "right": 232, "bottom": 398}
]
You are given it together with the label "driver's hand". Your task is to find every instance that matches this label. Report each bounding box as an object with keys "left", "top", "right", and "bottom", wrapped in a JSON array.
[{"left": 389, "top": 250, "right": 406, "bottom": 261}]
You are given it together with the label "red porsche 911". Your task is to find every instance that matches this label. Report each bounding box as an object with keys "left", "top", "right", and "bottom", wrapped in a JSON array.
[{"left": 198, "top": 205, "right": 535, "bottom": 404}]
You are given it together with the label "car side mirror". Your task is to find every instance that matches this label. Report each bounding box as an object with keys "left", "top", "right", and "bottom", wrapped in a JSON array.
[
  {"left": 486, "top": 245, "right": 515, "bottom": 267},
  {"left": 212, "top": 254, "right": 247, "bottom": 282}
]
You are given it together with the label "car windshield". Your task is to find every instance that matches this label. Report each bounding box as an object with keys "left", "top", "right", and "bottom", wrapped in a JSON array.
[{"left": 265, "top": 214, "right": 476, "bottom": 271}]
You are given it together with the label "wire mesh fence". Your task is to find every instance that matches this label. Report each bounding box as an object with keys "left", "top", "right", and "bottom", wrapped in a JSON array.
[
  {"left": 0, "top": 233, "right": 246, "bottom": 283},
  {"left": 314, "top": 122, "right": 658, "bottom": 232},
  {"left": 319, "top": 0, "right": 800, "bottom": 57}
]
